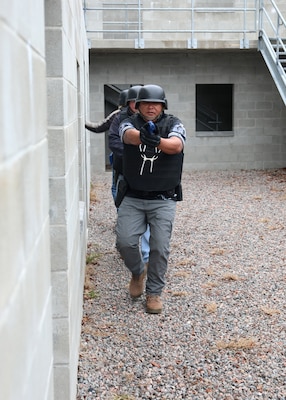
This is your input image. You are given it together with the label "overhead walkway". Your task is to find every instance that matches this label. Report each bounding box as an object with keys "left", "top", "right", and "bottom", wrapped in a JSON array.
[{"left": 83, "top": 1, "right": 259, "bottom": 50}]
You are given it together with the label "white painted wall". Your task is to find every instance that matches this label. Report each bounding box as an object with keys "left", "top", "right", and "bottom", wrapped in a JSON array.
[
  {"left": 0, "top": 0, "right": 90, "bottom": 399},
  {"left": 0, "top": 0, "right": 53, "bottom": 399}
]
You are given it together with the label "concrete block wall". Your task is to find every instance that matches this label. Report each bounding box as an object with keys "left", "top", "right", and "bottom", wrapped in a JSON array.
[
  {"left": 45, "top": 0, "right": 89, "bottom": 399},
  {"left": 89, "top": 50, "right": 286, "bottom": 174},
  {"left": 1, "top": 0, "right": 89, "bottom": 399},
  {"left": 89, "top": 78, "right": 106, "bottom": 171},
  {"left": 0, "top": 1, "right": 53, "bottom": 400}
]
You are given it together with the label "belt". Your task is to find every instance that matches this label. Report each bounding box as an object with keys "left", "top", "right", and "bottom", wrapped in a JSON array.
[{"left": 127, "top": 188, "right": 176, "bottom": 200}]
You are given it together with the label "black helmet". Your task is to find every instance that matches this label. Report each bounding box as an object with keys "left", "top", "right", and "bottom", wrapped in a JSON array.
[
  {"left": 135, "top": 84, "right": 168, "bottom": 109},
  {"left": 118, "top": 89, "right": 128, "bottom": 107},
  {"left": 126, "top": 85, "right": 142, "bottom": 103}
]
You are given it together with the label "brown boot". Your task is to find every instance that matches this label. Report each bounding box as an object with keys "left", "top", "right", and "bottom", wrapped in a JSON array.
[
  {"left": 146, "top": 295, "right": 163, "bottom": 314},
  {"left": 129, "top": 269, "right": 146, "bottom": 298}
]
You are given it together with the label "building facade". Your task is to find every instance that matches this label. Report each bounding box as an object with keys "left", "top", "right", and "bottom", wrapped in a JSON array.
[{"left": 85, "top": 0, "right": 286, "bottom": 174}]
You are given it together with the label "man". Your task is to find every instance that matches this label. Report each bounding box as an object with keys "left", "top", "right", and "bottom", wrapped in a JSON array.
[
  {"left": 109, "top": 85, "right": 142, "bottom": 188},
  {"left": 85, "top": 89, "right": 128, "bottom": 200},
  {"left": 117, "top": 84, "right": 186, "bottom": 314},
  {"left": 109, "top": 85, "right": 151, "bottom": 265}
]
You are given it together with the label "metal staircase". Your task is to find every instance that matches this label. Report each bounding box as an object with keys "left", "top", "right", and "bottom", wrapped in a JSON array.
[{"left": 258, "top": 0, "right": 286, "bottom": 105}]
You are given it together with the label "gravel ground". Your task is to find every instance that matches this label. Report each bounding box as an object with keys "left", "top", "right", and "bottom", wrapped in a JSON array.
[{"left": 77, "top": 169, "right": 286, "bottom": 400}]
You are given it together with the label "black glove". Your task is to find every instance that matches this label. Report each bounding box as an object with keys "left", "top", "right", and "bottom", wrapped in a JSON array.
[{"left": 140, "top": 123, "right": 161, "bottom": 147}]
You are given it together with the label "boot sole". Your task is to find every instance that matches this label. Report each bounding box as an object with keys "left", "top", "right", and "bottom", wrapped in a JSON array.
[
  {"left": 130, "top": 293, "right": 143, "bottom": 299},
  {"left": 146, "top": 307, "right": 162, "bottom": 314}
]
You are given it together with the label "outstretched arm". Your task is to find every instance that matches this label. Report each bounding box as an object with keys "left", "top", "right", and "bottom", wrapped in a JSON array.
[
  {"left": 123, "top": 128, "right": 183, "bottom": 154},
  {"left": 85, "top": 109, "right": 120, "bottom": 133}
]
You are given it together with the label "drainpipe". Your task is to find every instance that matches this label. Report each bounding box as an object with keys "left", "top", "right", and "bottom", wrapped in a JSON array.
[
  {"left": 136, "top": 0, "right": 144, "bottom": 48},
  {"left": 188, "top": 0, "right": 197, "bottom": 48},
  {"left": 240, "top": 0, "right": 250, "bottom": 48}
]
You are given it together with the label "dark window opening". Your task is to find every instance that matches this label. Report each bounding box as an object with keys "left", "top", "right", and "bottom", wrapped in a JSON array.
[
  {"left": 196, "top": 84, "right": 233, "bottom": 134},
  {"left": 104, "top": 84, "right": 128, "bottom": 117}
]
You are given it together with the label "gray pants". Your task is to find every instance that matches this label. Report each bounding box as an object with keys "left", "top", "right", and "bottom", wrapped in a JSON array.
[{"left": 116, "top": 196, "right": 177, "bottom": 295}]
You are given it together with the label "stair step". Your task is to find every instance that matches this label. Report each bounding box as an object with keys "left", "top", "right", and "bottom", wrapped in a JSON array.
[
  {"left": 271, "top": 43, "right": 286, "bottom": 48},
  {"left": 269, "top": 38, "right": 286, "bottom": 42}
]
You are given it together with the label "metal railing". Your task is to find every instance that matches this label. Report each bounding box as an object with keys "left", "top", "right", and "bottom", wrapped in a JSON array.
[
  {"left": 259, "top": 0, "right": 286, "bottom": 64},
  {"left": 83, "top": 1, "right": 259, "bottom": 49},
  {"left": 258, "top": 0, "right": 286, "bottom": 104}
]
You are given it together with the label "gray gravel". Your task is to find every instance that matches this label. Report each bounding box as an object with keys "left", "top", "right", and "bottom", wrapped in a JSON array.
[{"left": 77, "top": 169, "right": 286, "bottom": 400}]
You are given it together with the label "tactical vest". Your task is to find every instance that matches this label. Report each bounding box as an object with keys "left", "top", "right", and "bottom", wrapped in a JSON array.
[
  {"left": 112, "top": 107, "right": 134, "bottom": 174},
  {"left": 123, "top": 113, "right": 184, "bottom": 192},
  {"left": 120, "top": 107, "right": 133, "bottom": 123}
]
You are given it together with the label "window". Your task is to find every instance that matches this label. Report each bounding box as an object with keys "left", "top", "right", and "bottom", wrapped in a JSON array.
[{"left": 196, "top": 84, "right": 233, "bottom": 136}]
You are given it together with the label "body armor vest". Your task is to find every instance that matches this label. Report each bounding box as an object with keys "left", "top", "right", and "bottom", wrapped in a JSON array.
[
  {"left": 123, "top": 113, "right": 184, "bottom": 192},
  {"left": 112, "top": 107, "right": 134, "bottom": 174}
]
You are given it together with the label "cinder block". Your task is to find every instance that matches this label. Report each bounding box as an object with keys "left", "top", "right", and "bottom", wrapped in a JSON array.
[
  {"left": 51, "top": 270, "right": 69, "bottom": 318},
  {"left": 50, "top": 225, "right": 68, "bottom": 271},
  {"left": 53, "top": 365, "right": 70, "bottom": 400},
  {"left": 45, "top": 28, "right": 63, "bottom": 77},
  {"left": 47, "top": 78, "right": 64, "bottom": 126},
  {"left": 48, "top": 128, "right": 66, "bottom": 176},
  {"left": 53, "top": 318, "right": 70, "bottom": 364},
  {"left": 49, "top": 176, "right": 67, "bottom": 224}
]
